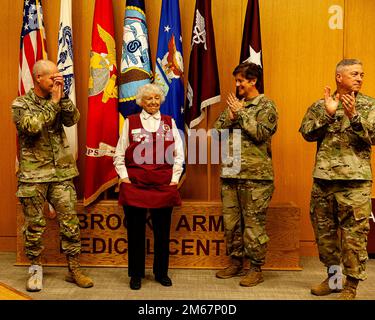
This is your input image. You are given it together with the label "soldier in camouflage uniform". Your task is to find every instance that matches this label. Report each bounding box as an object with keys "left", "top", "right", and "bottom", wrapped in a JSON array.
[
  {"left": 299, "top": 59, "right": 375, "bottom": 300},
  {"left": 12, "top": 60, "right": 93, "bottom": 292},
  {"left": 214, "top": 62, "right": 278, "bottom": 287}
]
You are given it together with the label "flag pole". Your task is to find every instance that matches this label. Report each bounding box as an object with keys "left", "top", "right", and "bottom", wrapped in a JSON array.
[
  {"left": 35, "top": 0, "right": 47, "bottom": 59},
  {"left": 206, "top": 113, "right": 212, "bottom": 201}
]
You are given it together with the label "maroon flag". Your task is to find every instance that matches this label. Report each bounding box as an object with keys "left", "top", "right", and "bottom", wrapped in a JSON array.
[
  {"left": 84, "top": 0, "right": 119, "bottom": 206},
  {"left": 184, "top": 0, "right": 220, "bottom": 129},
  {"left": 240, "top": 0, "right": 264, "bottom": 93}
]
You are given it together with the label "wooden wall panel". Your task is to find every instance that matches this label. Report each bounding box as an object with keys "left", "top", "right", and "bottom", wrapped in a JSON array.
[
  {"left": 73, "top": 0, "right": 101, "bottom": 198},
  {"left": 2, "top": 0, "right": 375, "bottom": 254},
  {"left": 0, "top": 0, "right": 22, "bottom": 240},
  {"left": 260, "top": 0, "right": 344, "bottom": 242},
  {"left": 344, "top": 0, "right": 375, "bottom": 196}
]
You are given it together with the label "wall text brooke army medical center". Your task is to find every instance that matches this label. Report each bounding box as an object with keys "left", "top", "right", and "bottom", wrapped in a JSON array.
[{"left": 77, "top": 211, "right": 226, "bottom": 257}]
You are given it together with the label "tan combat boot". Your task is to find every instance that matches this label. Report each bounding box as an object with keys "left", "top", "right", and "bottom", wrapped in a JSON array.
[
  {"left": 26, "top": 255, "right": 43, "bottom": 292},
  {"left": 216, "top": 257, "right": 246, "bottom": 279},
  {"left": 310, "top": 277, "right": 344, "bottom": 296},
  {"left": 239, "top": 265, "right": 264, "bottom": 287},
  {"left": 338, "top": 276, "right": 359, "bottom": 300},
  {"left": 65, "top": 254, "right": 94, "bottom": 288},
  {"left": 26, "top": 264, "right": 43, "bottom": 292},
  {"left": 311, "top": 267, "right": 343, "bottom": 296}
]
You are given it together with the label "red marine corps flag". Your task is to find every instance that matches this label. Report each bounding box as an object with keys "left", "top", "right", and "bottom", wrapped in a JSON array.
[
  {"left": 84, "top": 0, "right": 119, "bottom": 206},
  {"left": 184, "top": 0, "right": 220, "bottom": 129},
  {"left": 240, "top": 0, "right": 264, "bottom": 93}
]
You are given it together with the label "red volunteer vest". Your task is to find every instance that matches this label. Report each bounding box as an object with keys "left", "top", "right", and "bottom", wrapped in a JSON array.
[{"left": 118, "top": 113, "right": 181, "bottom": 208}]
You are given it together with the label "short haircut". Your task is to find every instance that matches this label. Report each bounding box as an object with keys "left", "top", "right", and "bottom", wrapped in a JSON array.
[
  {"left": 136, "top": 83, "right": 165, "bottom": 105},
  {"left": 336, "top": 59, "right": 362, "bottom": 74},
  {"left": 32, "top": 60, "right": 55, "bottom": 80},
  {"left": 232, "top": 62, "right": 263, "bottom": 91}
]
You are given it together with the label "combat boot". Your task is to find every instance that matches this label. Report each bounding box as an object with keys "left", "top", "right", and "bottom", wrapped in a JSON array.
[
  {"left": 216, "top": 257, "right": 246, "bottom": 279},
  {"left": 311, "top": 267, "right": 343, "bottom": 296},
  {"left": 239, "top": 265, "right": 264, "bottom": 287},
  {"left": 65, "top": 254, "right": 94, "bottom": 288},
  {"left": 338, "top": 276, "right": 359, "bottom": 300},
  {"left": 26, "top": 264, "right": 43, "bottom": 292}
]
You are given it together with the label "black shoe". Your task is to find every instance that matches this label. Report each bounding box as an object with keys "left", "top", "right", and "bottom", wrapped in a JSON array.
[
  {"left": 130, "top": 277, "right": 141, "bottom": 290},
  {"left": 155, "top": 275, "right": 172, "bottom": 287}
]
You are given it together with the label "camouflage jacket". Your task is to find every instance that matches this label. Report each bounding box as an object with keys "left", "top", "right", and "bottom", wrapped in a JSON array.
[
  {"left": 299, "top": 92, "right": 375, "bottom": 180},
  {"left": 12, "top": 89, "right": 79, "bottom": 183},
  {"left": 214, "top": 94, "right": 278, "bottom": 180}
]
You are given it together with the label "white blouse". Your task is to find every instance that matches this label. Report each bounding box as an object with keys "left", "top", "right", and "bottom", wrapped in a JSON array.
[{"left": 113, "top": 110, "right": 184, "bottom": 183}]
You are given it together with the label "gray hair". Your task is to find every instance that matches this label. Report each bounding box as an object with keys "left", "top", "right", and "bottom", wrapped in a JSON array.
[
  {"left": 136, "top": 83, "right": 165, "bottom": 105},
  {"left": 336, "top": 59, "right": 362, "bottom": 74},
  {"left": 32, "top": 60, "right": 56, "bottom": 80}
]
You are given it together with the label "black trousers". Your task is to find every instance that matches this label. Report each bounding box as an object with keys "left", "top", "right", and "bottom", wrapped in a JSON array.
[{"left": 124, "top": 206, "right": 173, "bottom": 278}]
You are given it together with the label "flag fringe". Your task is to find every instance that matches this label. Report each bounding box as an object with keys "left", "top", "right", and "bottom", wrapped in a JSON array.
[
  {"left": 188, "top": 95, "right": 221, "bottom": 129},
  {"left": 126, "top": 5, "right": 145, "bottom": 15},
  {"left": 83, "top": 177, "right": 118, "bottom": 207},
  {"left": 123, "top": 66, "right": 152, "bottom": 75},
  {"left": 119, "top": 96, "right": 136, "bottom": 103}
]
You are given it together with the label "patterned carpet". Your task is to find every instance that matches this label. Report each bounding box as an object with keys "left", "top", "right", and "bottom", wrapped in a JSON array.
[{"left": 0, "top": 252, "right": 374, "bottom": 300}]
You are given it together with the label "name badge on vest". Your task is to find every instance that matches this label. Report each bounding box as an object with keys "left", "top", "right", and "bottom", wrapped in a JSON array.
[
  {"left": 131, "top": 128, "right": 142, "bottom": 142},
  {"left": 131, "top": 128, "right": 141, "bottom": 134}
]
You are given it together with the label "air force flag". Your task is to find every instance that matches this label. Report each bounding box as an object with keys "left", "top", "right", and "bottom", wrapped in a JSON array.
[{"left": 154, "top": 0, "right": 184, "bottom": 132}]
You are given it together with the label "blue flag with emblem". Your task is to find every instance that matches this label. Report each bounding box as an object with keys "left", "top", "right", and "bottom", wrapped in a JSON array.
[
  {"left": 154, "top": 0, "right": 184, "bottom": 132},
  {"left": 119, "top": 0, "right": 152, "bottom": 130}
]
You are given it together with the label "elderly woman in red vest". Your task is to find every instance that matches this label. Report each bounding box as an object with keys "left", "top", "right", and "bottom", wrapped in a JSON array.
[{"left": 114, "top": 83, "right": 184, "bottom": 290}]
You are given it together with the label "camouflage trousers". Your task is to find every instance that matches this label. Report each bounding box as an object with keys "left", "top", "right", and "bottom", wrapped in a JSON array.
[
  {"left": 221, "top": 179, "right": 274, "bottom": 266},
  {"left": 310, "top": 179, "right": 371, "bottom": 280},
  {"left": 17, "top": 180, "right": 81, "bottom": 261}
]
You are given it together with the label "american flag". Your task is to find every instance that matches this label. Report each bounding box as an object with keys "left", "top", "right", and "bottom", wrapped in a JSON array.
[
  {"left": 18, "top": 0, "right": 53, "bottom": 218},
  {"left": 19, "top": 0, "right": 48, "bottom": 96}
]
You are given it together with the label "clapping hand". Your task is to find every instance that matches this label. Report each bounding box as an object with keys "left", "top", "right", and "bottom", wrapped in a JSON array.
[
  {"left": 51, "top": 73, "right": 64, "bottom": 104},
  {"left": 227, "top": 92, "right": 244, "bottom": 120},
  {"left": 324, "top": 86, "right": 340, "bottom": 117},
  {"left": 341, "top": 91, "right": 357, "bottom": 119}
]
